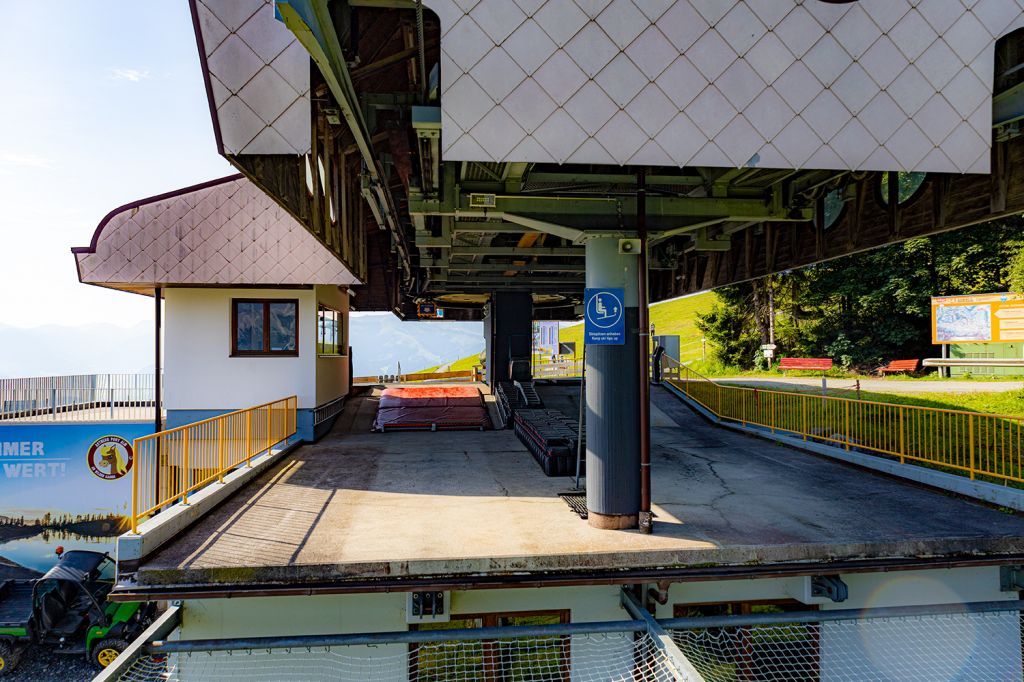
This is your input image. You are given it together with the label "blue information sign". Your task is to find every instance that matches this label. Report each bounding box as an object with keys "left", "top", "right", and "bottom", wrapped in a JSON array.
[{"left": 584, "top": 288, "right": 626, "bottom": 345}]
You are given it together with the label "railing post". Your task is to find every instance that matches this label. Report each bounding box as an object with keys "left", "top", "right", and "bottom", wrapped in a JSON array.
[
  {"left": 770, "top": 392, "right": 776, "bottom": 434},
  {"left": 266, "top": 404, "right": 272, "bottom": 455},
  {"left": 110, "top": 373, "right": 115, "bottom": 419},
  {"left": 801, "top": 395, "right": 807, "bottom": 441},
  {"left": 131, "top": 438, "right": 140, "bottom": 533},
  {"left": 51, "top": 386, "right": 57, "bottom": 420},
  {"left": 899, "top": 409, "right": 905, "bottom": 464},
  {"left": 217, "top": 420, "right": 225, "bottom": 483},
  {"left": 182, "top": 430, "right": 191, "bottom": 505},
  {"left": 245, "top": 410, "right": 252, "bottom": 466},
  {"left": 969, "top": 415, "right": 976, "bottom": 480},
  {"left": 844, "top": 400, "right": 850, "bottom": 450}
]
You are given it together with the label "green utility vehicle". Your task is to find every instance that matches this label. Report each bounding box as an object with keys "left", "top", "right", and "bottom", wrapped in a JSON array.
[{"left": 0, "top": 549, "right": 154, "bottom": 674}]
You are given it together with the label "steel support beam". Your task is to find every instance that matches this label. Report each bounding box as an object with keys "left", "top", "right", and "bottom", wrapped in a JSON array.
[
  {"left": 621, "top": 589, "right": 706, "bottom": 682},
  {"left": 446, "top": 275, "right": 582, "bottom": 284},
  {"left": 450, "top": 246, "right": 583, "bottom": 257},
  {"left": 444, "top": 263, "right": 586, "bottom": 272},
  {"left": 275, "top": 0, "right": 409, "bottom": 275},
  {"left": 410, "top": 193, "right": 799, "bottom": 222}
]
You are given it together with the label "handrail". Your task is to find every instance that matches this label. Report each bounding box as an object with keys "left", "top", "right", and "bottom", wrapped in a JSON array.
[
  {"left": 130, "top": 396, "right": 297, "bottom": 532},
  {"left": 662, "top": 356, "right": 1024, "bottom": 487},
  {"left": 0, "top": 373, "right": 159, "bottom": 422}
]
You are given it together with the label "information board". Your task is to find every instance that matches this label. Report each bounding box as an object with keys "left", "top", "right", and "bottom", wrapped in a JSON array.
[
  {"left": 584, "top": 288, "right": 625, "bottom": 345},
  {"left": 931, "top": 293, "right": 1024, "bottom": 343}
]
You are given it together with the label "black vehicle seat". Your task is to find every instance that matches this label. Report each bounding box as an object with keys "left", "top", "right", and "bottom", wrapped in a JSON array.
[
  {"left": 38, "top": 590, "right": 66, "bottom": 630},
  {"left": 50, "top": 608, "right": 86, "bottom": 636}
]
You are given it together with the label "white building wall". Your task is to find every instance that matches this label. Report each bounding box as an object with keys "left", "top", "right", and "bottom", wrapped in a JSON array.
[
  {"left": 170, "top": 568, "right": 1022, "bottom": 680},
  {"left": 164, "top": 287, "right": 317, "bottom": 412}
]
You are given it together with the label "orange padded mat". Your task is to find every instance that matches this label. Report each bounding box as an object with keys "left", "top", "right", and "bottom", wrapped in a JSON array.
[{"left": 373, "top": 386, "right": 489, "bottom": 431}]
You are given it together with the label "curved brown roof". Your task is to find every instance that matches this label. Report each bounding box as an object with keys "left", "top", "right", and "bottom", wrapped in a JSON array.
[{"left": 73, "top": 175, "right": 359, "bottom": 295}]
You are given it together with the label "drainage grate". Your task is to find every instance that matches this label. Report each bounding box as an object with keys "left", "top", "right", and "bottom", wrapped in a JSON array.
[{"left": 559, "top": 492, "right": 587, "bottom": 519}]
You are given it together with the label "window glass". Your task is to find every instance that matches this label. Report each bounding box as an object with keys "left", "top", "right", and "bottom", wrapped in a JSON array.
[
  {"left": 879, "top": 171, "right": 926, "bottom": 205},
  {"left": 233, "top": 299, "right": 298, "bottom": 355},
  {"left": 413, "top": 613, "right": 566, "bottom": 682},
  {"left": 268, "top": 302, "right": 297, "bottom": 352},
  {"left": 235, "top": 302, "right": 264, "bottom": 352},
  {"left": 821, "top": 188, "right": 844, "bottom": 229},
  {"left": 318, "top": 306, "right": 341, "bottom": 355}
]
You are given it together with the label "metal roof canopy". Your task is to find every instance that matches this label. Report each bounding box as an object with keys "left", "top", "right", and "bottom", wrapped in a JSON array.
[{"left": 192, "top": 2, "right": 1024, "bottom": 320}]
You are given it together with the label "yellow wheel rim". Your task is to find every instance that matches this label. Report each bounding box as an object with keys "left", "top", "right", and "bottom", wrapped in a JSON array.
[
  {"left": 0, "top": 655, "right": 5, "bottom": 672},
  {"left": 97, "top": 648, "right": 120, "bottom": 667}
]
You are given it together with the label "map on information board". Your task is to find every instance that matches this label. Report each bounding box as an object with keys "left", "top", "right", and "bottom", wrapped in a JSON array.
[{"left": 931, "top": 293, "right": 1024, "bottom": 343}]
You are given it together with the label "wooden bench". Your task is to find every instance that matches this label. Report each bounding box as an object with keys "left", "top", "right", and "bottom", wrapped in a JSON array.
[
  {"left": 778, "top": 357, "right": 833, "bottom": 373},
  {"left": 878, "top": 359, "right": 920, "bottom": 375}
]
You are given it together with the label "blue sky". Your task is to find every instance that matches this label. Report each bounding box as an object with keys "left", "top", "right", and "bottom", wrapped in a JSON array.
[{"left": 0, "top": 2, "right": 234, "bottom": 328}]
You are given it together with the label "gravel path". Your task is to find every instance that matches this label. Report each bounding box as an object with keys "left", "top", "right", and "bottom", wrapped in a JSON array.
[
  {"left": 717, "top": 377, "right": 1024, "bottom": 394},
  {"left": 4, "top": 648, "right": 95, "bottom": 682}
]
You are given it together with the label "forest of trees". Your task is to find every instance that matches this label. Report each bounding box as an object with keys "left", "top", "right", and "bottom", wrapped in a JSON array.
[
  {"left": 0, "top": 512, "right": 123, "bottom": 528},
  {"left": 696, "top": 219, "right": 1024, "bottom": 371}
]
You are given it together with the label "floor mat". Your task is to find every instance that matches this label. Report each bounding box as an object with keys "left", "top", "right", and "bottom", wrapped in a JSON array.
[{"left": 373, "top": 386, "right": 490, "bottom": 432}]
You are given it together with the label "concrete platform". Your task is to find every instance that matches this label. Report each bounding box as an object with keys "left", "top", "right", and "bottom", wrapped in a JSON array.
[{"left": 128, "top": 387, "right": 1024, "bottom": 592}]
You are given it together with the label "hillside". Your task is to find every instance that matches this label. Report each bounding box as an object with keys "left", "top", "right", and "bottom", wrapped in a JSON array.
[
  {"left": 558, "top": 292, "right": 714, "bottom": 363},
  {"left": 420, "top": 291, "right": 715, "bottom": 372}
]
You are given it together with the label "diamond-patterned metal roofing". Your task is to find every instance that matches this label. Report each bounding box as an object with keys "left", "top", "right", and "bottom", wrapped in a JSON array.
[
  {"left": 427, "top": 0, "right": 1024, "bottom": 173},
  {"left": 195, "top": 0, "right": 311, "bottom": 154},
  {"left": 75, "top": 177, "right": 358, "bottom": 290}
]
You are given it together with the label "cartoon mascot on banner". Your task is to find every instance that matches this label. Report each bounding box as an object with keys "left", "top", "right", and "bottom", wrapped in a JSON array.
[{"left": 98, "top": 444, "right": 128, "bottom": 478}]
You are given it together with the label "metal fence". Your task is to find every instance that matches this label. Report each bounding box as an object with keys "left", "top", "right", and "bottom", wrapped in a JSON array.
[
  {"left": 533, "top": 360, "right": 583, "bottom": 379},
  {"left": 662, "top": 356, "right": 1024, "bottom": 487},
  {"left": 0, "top": 373, "right": 158, "bottom": 422},
  {"left": 668, "top": 601, "right": 1024, "bottom": 681},
  {"left": 131, "top": 396, "right": 296, "bottom": 532},
  {"left": 352, "top": 369, "right": 480, "bottom": 384},
  {"left": 102, "top": 600, "right": 1024, "bottom": 682}
]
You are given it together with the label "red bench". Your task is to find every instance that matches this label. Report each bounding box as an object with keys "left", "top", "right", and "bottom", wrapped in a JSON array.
[
  {"left": 778, "top": 358, "right": 833, "bottom": 373},
  {"left": 878, "top": 359, "right": 920, "bottom": 375}
]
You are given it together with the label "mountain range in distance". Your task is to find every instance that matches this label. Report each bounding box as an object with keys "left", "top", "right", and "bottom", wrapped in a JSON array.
[{"left": 0, "top": 314, "right": 483, "bottom": 378}]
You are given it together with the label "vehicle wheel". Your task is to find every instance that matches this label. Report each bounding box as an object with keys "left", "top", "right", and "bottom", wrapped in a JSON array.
[
  {"left": 92, "top": 638, "right": 130, "bottom": 669},
  {"left": 0, "top": 641, "right": 22, "bottom": 677}
]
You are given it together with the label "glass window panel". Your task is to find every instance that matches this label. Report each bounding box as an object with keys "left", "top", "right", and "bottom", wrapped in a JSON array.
[
  {"left": 269, "top": 302, "right": 297, "bottom": 352},
  {"left": 318, "top": 306, "right": 340, "bottom": 354},
  {"left": 821, "top": 189, "right": 843, "bottom": 229},
  {"left": 235, "top": 302, "right": 264, "bottom": 352},
  {"left": 879, "top": 171, "right": 926, "bottom": 205}
]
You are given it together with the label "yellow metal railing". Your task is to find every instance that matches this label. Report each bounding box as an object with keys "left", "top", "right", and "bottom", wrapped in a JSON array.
[
  {"left": 663, "top": 358, "right": 1024, "bottom": 487},
  {"left": 131, "top": 396, "right": 297, "bottom": 532}
]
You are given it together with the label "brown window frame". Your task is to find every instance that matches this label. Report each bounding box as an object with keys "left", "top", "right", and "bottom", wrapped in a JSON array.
[
  {"left": 673, "top": 599, "right": 820, "bottom": 681},
  {"left": 410, "top": 609, "right": 571, "bottom": 682},
  {"left": 231, "top": 298, "right": 299, "bottom": 357},
  {"left": 317, "top": 304, "right": 344, "bottom": 356}
]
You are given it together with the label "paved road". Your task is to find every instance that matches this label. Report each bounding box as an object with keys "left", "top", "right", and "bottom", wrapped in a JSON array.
[{"left": 717, "top": 377, "right": 1024, "bottom": 394}]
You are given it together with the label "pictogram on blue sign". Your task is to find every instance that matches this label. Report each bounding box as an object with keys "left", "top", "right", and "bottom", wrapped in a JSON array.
[{"left": 584, "top": 288, "right": 625, "bottom": 345}]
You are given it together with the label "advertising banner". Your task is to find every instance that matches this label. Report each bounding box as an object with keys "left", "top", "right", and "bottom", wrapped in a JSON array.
[
  {"left": 931, "top": 293, "right": 1024, "bottom": 343},
  {"left": 0, "top": 422, "right": 151, "bottom": 577}
]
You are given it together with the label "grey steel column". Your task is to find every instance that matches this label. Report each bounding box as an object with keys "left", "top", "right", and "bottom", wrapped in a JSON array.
[{"left": 585, "top": 237, "right": 640, "bottom": 529}]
